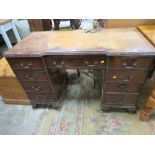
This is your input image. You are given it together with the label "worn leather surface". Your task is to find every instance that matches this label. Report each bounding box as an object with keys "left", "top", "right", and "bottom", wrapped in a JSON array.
[{"left": 5, "top": 28, "right": 155, "bottom": 56}]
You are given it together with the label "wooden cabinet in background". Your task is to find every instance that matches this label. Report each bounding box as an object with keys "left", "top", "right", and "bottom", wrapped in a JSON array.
[{"left": 28, "top": 19, "right": 52, "bottom": 31}]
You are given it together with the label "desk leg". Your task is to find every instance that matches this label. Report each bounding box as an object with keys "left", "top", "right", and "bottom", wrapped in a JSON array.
[
  {"left": 140, "top": 85, "right": 155, "bottom": 121},
  {"left": 0, "top": 26, "right": 12, "bottom": 49},
  {"left": 11, "top": 20, "right": 21, "bottom": 41}
]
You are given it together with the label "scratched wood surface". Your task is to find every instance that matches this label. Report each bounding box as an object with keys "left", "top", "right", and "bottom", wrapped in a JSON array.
[{"left": 5, "top": 28, "right": 155, "bottom": 57}]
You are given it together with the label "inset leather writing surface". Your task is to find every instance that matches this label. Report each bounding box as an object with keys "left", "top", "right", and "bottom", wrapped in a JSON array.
[{"left": 5, "top": 28, "right": 155, "bottom": 57}]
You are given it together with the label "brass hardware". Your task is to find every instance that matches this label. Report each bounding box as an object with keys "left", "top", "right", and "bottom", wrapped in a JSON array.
[
  {"left": 32, "top": 86, "right": 41, "bottom": 91},
  {"left": 20, "top": 63, "right": 32, "bottom": 69},
  {"left": 100, "top": 60, "right": 104, "bottom": 64},
  {"left": 88, "top": 64, "right": 95, "bottom": 67},
  {"left": 84, "top": 61, "right": 96, "bottom": 67},
  {"left": 26, "top": 73, "right": 36, "bottom": 80},
  {"left": 122, "top": 76, "right": 133, "bottom": 82},
  {"left": 28, "top": 77, "right": 36, "bottom": 80},
  {"left": 118, "top": 84, "right": 127, "bottom": 90},
  {"left": 122, "top": 58, "right": 137, "bottom": 69},
  {"left": 113, "top": 75, "right": 117, "bottom": 79},
  {"left": 53, "top": 61, "right": 65, "bottom": 67}
]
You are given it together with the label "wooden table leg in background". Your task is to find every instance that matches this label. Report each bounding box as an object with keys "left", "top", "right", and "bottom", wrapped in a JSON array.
[{"left": 140, "top": 81, "right": 155, "bottom": 121}]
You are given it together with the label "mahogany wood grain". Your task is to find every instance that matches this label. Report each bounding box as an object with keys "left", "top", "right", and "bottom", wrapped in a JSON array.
[{"left": 4, "top": 28, "right": 155, "bottom": 111}]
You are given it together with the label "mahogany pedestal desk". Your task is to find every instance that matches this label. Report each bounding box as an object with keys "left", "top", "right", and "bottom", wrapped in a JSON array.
[
  {"left": 138, "top": 25, "right": 155, "bottom": 121},
  {"left": 4, "top": 28, "right": 155, "bottom": 112}
]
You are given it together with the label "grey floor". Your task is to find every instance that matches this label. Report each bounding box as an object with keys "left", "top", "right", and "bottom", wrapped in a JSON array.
[{"left": 0, "top": 96, "right": 48, "bottom": 135}]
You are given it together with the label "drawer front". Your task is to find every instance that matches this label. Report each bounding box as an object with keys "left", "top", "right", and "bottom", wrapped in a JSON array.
[
  {"left": 21, "top": 81, "right": 52, "bottom": 91},
  {"left": 14, "top": 70, "right": 48, "bottom": 81},
  {"left": 105, "top": 82, "right": 141, "bottom": 93},
  {"left": 7, "top": 57, "right": 44, "bottom": 70},
  {"left": 30, "top": 100, "right": 58, "bottom": 105},
  {"left": 105, "top": 70, "right": 148, "bottom": 83},
  {"left": 45, "top": 56, "right": 106, "bottom": 69},
  {"left": 108, "top": 56, "right": 153, "bottom": 69},
  {"left": 104, "top": 94, "right": 138, "bottom": 105},
  {"left": 26, "top": 91, "right": 56, "bottom": 101}
]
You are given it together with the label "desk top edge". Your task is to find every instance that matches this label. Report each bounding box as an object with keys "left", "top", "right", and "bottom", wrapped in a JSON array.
[{"left": 4, "top": 27, "right": 155, "bottom": 57}]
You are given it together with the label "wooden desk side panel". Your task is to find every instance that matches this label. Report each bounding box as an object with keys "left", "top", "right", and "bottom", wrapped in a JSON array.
[{"left": 0, "top": 58, "right": 30, "bottom": 105}]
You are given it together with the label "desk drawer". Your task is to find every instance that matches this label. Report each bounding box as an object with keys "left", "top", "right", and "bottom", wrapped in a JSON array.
[
  {"left": 104, "top": 94, "right": 138, "bottom": 105},
  {"left": 21, "top": 81, "right": 52, "bottom": 91},
  {"left": 105, "top": 70, "right": 148, "bottom": 83},
  {"left": 26, "top": 91, "right": 56, "bottom": 101},
  {"left": 45, "top": 56, "right": 106, "bottom": 68},
  {"left": 7, "top": 57, "right": 44, "bottom": 70},
  {"left": 108, "top": 56, "right": 153, "bottom": 69},
  {"left": 105, "top": 82, "right": 141, "bottom": 93},
  {"left": 14, "top": 70, "right": 48, "bottom": 81}
]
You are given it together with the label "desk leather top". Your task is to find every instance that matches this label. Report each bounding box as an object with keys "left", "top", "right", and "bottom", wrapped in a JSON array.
[
  {"left": 5, "top": 28, "right": 155, "bottom": 57},
  {"left": 138, "top": 25, "right": 155, "bottom": 46}
]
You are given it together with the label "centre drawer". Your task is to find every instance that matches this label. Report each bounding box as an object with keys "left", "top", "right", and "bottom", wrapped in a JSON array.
[
  {"left": 107, "top": 56, "right": 153, "bottom": 69},
  {"left": 104, "top": 94, "right": 138, "bottom": 105},
  {"left": 45, "top": 55, "right": 106, "bottom": 69},
  {"left": 21, "top": 81, "right": 52, "bottom": 91},
  {"left": 13, "top": 70, "right": 48, "bottom": 81},
  {"left": 26, "top": 91, "right": 56, "bottom": 101},
  {"left": 7, "top": 57, "right": 44, "bottom": 70},
  {"left": 105, "top": 82, "right": 141, "bottom": 93},
  {"left": 105, "top": 70, "right": 148, "bottom": 83}
]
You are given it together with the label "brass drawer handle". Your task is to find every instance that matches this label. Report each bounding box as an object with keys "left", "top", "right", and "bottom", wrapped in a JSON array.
[
  {"left": 88, "top": 64, "right": 95, "bottom": 67},
  {"left": 122, "top": 61, "right": 136, "bottom": 69},
  {"left": 118, "top": 84, "right": 127, "bottom": 90},
  {"left": 122, "top": 76, "right": 133, "bottom": 82},
  {"left": 53, "top": 61, "right": 65, "bottom": 67},
  {"left": 84, "top": 60, "right": 98, "bottom": 67},
  {"left": 26, "top": 74, "right": 36, "bottom": 80},
  {"left": 20, "top": 63, "right": 32, "bottom": 69},
  {"left": 32, "top": 86, "right": 41, "bottom": 91}
]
